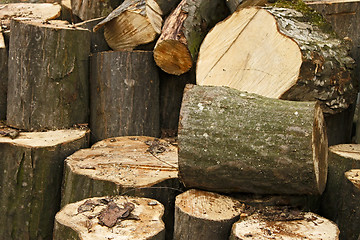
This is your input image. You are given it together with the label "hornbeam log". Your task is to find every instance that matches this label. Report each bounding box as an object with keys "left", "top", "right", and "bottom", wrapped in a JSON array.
[
  {"left": 178, "top": 85, "right": 328, "bottom": 195},
  {"left": 61, "top": 136, "right": 181, "bottom": 239},
  {"left": 197, "top": 6, "right": 357, "bottom": 114},
  {"left": 7, "top": 19, "right": 90, "bottom": 131},
  {"left": 90, "top": 51, "right": 159, "bottom": 143},
  {"left": 153, "top": 0, "right": 229, "bottom": 75},
  {"left": 337, "top": 169, "right": 360, "bottom": 240},
  {"left": 54, "top": 196, "right": 165, "bottom": 240},
  {"left": 173, "top": 189, "right": 243, "bottom": 240},
  {"left": 0, "top": 129, "right": 89, "bottom": 240},
  {"left": 71, "top": 0, "right": 122, "bottom": 21},
  {"left": 0, "top": 27, "right": 7, "bottom": 120},
  {"left": 230, "top": 210, "right": 339, "bottom": 239},
  {"left": 320, "top": 144, "right": 360, "bottom": 221}
]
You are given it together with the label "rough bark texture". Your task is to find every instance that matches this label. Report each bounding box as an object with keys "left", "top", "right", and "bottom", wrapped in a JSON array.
[
  {"left": 54, "top": 196, "right": 165, "bottom": 240},
  {"left": 0, "top": 29, "right": 7, "bottom": 120},
  {"left": 7, "top": 19, "right": 90, "bottom": 131},
  {"left": 226, "top": 0, "right": 268, "bottom": 13},
  {"left": 173, "top": 189, "right": 243, "bottom": 240},
  {"left": 61, "top": 136, "right": 181, "bottom": 239},
  {"left": 89, "top": 51, "right": 159, "bottom": 143},
  {"left": 197, "top": 6, "right": 357, "bottom": 115},
  {"left": 0, "top": 129, "right": 89, "bottom": 240},
  {"left": 337, "top": 169, "right": 360, "bottom": 240},
  {"left": 320, "top": 144, "right": 360, "bottom": 221},
  {"left": 71, "top": 0, "right": 122, "bottom": 20},
  {"left": 178, "top": 85, "right": 328, "bottom": 195},
  {"left": 153, "top": 0, "right": 229, "bottom": 75}
]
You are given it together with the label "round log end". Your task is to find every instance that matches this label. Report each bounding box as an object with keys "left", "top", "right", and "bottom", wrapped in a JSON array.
[
  {"left": 154, "top": 40, "right": 192, "bottom": 75},
  {"left": 345, "top": 169, "right": 360, "bottom": 189}
]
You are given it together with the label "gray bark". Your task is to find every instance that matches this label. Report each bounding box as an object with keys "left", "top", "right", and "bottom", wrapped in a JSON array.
[
  {"left": 0, "top": 31, "right": 7, "bottom": 120},
  {"left": 71, "top": 0, "right": 123, "bottom": 20}
]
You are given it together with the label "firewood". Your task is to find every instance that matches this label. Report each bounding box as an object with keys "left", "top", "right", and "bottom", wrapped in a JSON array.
[
  {"left": 337, "top": 169, "right": 360, "bottom": 240},
  {"left": 71, "top": 0, "right": 122, "bottom": 21},
  {"left": 0, "top": 129, "right": 89, "bottom": 240},
  {"left": 0, "top": 27, "right": 6, "bottom": 120},
  {"left": 178, "top": 85, "right": 328, "bottom": 195},
  {"left": 6, "top": 19, "right": 90, "bottom": 131},
  {"left": 54, "top": 196, "right": 165, "bottom": 240},
  {"left": 61, "top": 136, "right": 181, "bottom": 239},
  {"left": 89, "top": 51, "right": 159, "bottom": 143},
  {"left": 196, "top": 6, "right": 357, "bottom": 115},
  {"left": 226, "top": 0, "right": 268, "bottom": 13},
  {"left": 173, "top": 189, "right": 243, "bottom": 240},
  {"left": 153, "top": 0, "right": 229, "bottom": 75}
]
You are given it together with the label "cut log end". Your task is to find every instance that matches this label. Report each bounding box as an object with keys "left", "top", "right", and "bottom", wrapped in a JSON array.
[
  {"left": 154, "top": 40, "right": 193, "bottom": 75},
  {"left": 345, "top": 169, "right": 360, "bottom": 189}
]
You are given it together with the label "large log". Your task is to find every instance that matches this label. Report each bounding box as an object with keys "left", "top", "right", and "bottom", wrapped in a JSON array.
[
  {"left": 7, "top": 19, "right": 90, "bottom": 131},
  {"left": 89, "top": 51, "right": 159, "bottom": 143},
  {"left": 178, "top": 85, "right": 328, "bottom": 195},
  {"left": 173, "top": 189, "right": 243, "bottom": 240},
  {"left": 196, "top": 6, "right": 357, "bottom": 115},
  {"left": 54, "top": 196, "right": 165, "bottom": 240},
  {"left": 0, "top": 129, "right": 89, "bottom": 240},
  {"left": 61, "top": 136, "right": 181, "bottom": 239},
  {"left": 153, "top": 0, "right": 229, "bottom": 75},
  {"left": 71, "top": 0, "right": 123, "bottom": 21},
  {"left": 0, "top": 27, "right": 7, "bottom": 120}
]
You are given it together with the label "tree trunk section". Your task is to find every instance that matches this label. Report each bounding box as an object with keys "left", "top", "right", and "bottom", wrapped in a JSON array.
[
  {"left": 54, "top": 196, "right": 165, "bottom": 240},
  {"left": 178, "top": 85, "right": 328, "bottom": 195},
  {"left": 196, "top": 6, "right": 357, "bottom": 115},
  {"left": 71, "top": 0, "right": 122, "bottom": 20},
  {"left": 0, "top": 129, "right": 89, "bottom": 240},
  {"left": 61, "top": 136, "right": 181, "bottom": 239},
  {"left": 89, "top": 51, "right": 159, "bottom": 143},
  {"left": 153, "top": 0, "right": 229, "bottom": 75},
  {"left": 320, "top": 144, "right": 360, "bottom": 221},
  {"left": 7, "top": 19, "right": 90, "bottom": 131},
  {"left": 0, "top": 28, "right": 7, "bottom": 120},
  {"left": 230, "top": 211, "right": 339, "bottom": 239},
  {"left": 337, "top": 169, "right": 360, "bottom": 240},
  {"left": 173, "top": 189, "right": 243, "bottom": 240}
]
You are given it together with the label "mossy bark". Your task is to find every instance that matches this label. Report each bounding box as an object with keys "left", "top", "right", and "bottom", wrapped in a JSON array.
[
  {"left": 0, "top": 30, "right": 7, "bottom": 120},
  {"left": 178, "top": 85, "right": 328, "bottom": 195},
  {"left": 0, "top": 130, "right": 89, "bottom": 240},
  {"left": 7, "top": 19, "right": 90, "bottom": 131}
]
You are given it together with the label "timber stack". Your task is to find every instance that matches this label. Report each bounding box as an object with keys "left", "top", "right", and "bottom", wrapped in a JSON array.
[{"left": 0, "top": 0, "right": 360, "bottom": 239}]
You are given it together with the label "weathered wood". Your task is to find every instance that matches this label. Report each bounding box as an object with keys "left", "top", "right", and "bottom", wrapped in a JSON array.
[
  {"left": 174, "top": 189, "right": 243, "bottom": 240},
  {"left": 153, "top": 0, "right": 229, "bottom": 75},
  {"left": 7, "top": 19, "right": 90, "bottom": 131},
  {"left": 320, "top": 144, "right": 360, "bottom": 221},
  {"left": 230, "top": 210, "right": 339, "bottom": 239},
  {"left": 0, "top": 129, "right": 89, "bottom": 240},
  {"left": 226, "top": 0, "right": 268, "bottom": 13},
  {"left": 71, "top": 0, "right": 122, "bottom": 20},
  {"left": 146, "top": 0, "right": 180, "bottom": 16},
  {"left": 197, "top": 6, "right": 357, "bottom": 115},
  {"left": 178, "top": 85, "right": 328, "bottom": 195},
  {"left": 60, "top": 0, "right": 81, "bottom": 23},
  {"left": 0, "top": 27, "right": 7, "bottom": 120},
  {"left": 54, "top": 196, "right": 165, "bottom": 240},
  {"left": 90, "top": 51, "right": 159, "bottom": 143},
  {"left": 61, "top": 136, "right": 181, "bottom": 239}
]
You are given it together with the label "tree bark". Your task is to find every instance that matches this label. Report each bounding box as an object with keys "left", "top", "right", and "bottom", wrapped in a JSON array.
[
  {"left": 146, "top": 0, "right": 180, "bottom": 16},
  {"left": 71, "top": 0, "right": 123, "bottom": 20},
  {"left": 0, "top": 28, "right": 7, "bottom": 120},
  {"left": 153, "top": 0, "right": 229, "bottom": 75},
  {"left": 61, "top": 136, "right": 181, "bottom": 239},
  {"left": 226, "top": 0, "right": 268, "bottom": 13},
  {"left": 173, "top": 189, "right": 243, "bottom": 240},
  {"left": 337, "top": 169, "right": 360, "bottom": 240},
  {"left": 89, "top": 51, "right": 159, "bottom": 143},
  {"left": 0, "top": 129, "right": 89, "bottom": 240},
  {"left": 196, "top": 6, "right": 357, "bottom": 115},
  {"left": 7, "top": 19, "right": 90, "bottom": 131},
  {"left": 54, "top": 196, "right": 165, "bottom": 240},
  {"left": 178, "top": 85, "right": 328, "bottom": 195}
]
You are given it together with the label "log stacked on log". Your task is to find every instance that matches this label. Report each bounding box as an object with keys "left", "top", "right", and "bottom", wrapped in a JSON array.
[
  {"left": 89, "top": 51, "right": 159, "bottom": 143},
  {"left": 178, "top": 85, "right": 328, "bottom": 195},
  {"left": 0, "top": 27, "right": 7, "bottom": 120},
  {"left": 7, "top": 19, "right": 90, "bottom": 131},
  {"left": 173, "top": 189, "right": 243, "bottom": 240},
  {"left": 71, "top": 0, "right": 122, "bottom": 21},
  {"left": 54, "top": 196, "right": 165, "bottom": 240},
  {"left": 61, "top": 136, "right": 181, "bottom": 239},
  {"left": 0, "top": 129, "right": 89, "bottom": 240}
]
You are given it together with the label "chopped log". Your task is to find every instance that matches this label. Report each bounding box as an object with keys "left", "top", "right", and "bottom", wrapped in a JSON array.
[
  {"left": 320, "top": 144, "right": 360, "bottom": 221},
  {"left": 61, "top": 136, "right": 181, "bottom": 239},
  {"left": 196, "top": 6, "right": 357, "bottom": 115},
  {"left": 153, "top": 0, "right": 229, "bottom": 75},
  {"left": 60, "top": 0, "right": 81, "bottom": 23},
  {"left": 89, "top": 51, "right": 159, "bottom": 143},
  {"left": 173, "top": 189, "right": 243, "bottom": 240},
  {"left": 226, "top": 0, "right": 268, "bottom": 13},
  {"left": 0, "top": 129, "right": 89, "bottom": 240},
  {"left": 146, "top": 0, "right": 180, "bottom": 16},
  {"left": 71, "top": 0, "right": 122, "bottom": 20},
  {"left": 0, "top": 27, "right": 7, "bottom": 120},
  {"left": 7, "top": 19, "right": 90, "bottom": 131},
  {"left": 337, "top": 169, "right": 360, "bottom": 240},
  {"left": 54, "top": 196, "right": 165, "bottom": 240},
  {"left": 178, "top": 85, "right": 328, "bottom": 195},
  {"left": 230, "top": 210, "right": 339, "bottom": 239}
]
